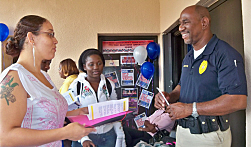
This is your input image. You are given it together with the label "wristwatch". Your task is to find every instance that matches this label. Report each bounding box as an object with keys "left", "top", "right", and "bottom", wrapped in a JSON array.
[{"left": 192, "top": 102, "right": 199, "bottom": 118}]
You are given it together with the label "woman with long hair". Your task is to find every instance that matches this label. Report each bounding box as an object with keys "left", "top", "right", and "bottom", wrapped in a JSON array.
[{"left": 0, "top": 15, "right": 95, "bottom": 147}]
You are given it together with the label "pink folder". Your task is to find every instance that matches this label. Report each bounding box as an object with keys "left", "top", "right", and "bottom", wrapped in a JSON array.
[{"left": 67, "top": 111, "right": 134, "bottom": 127}]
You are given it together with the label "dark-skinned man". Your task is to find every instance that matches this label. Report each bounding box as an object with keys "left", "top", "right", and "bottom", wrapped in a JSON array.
[{"left": 154, "top": 5, "right": 247, "bottom": 147}]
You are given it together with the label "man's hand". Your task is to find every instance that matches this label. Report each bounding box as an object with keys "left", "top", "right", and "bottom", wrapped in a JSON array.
[
  {"left": 154, "top": 91, "right": 170, "bottom": 110},
  {"left": 138, "top": 120, "right": 157, "bottom": 133},
  {"left": 166, "top": 102, "right": 193, "bottom": 120},
  {"left": 82, "top": 140, "right": 96, "bottom": 147}
]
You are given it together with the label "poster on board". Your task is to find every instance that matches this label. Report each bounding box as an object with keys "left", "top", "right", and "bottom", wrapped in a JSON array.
[
  {"left": 134, "top": 112, "right": 147, "bottom": 128},
  {"left": 121, "top": 69, "right": 134, "bottom": 86},
  {"left": 138, "top": 89, "right": 154, "bottom": 109},
  {"left": 136, "top": 73, "right": 152, "bottom": 89},
  {"left": 105, "top": 71, "right": 120, "bottom": 88},
  {"left": 121, "top": 88, "right": 138, "bottom": 114}
]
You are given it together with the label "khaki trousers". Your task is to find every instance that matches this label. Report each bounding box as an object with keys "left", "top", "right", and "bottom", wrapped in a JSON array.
[{"left": 176, "top": 125, "right": 231, "bottom": 147}]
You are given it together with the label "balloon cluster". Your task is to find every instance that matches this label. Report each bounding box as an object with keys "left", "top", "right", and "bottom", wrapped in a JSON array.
[
  {"left": 0, "top": 23, "right": 9, "bottom": 42},
  {"left": 133, "top": 42, "right": 160, "bottom": 79}
]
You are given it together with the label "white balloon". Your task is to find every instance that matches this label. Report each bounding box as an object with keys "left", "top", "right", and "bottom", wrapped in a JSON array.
[{"left": 133, "top": 46, "right": 147, "bottom": 65}]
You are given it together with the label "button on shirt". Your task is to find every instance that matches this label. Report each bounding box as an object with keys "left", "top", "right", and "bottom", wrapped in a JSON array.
[{"left": 179, "top": 35, "right": 247, "bottom": 103}]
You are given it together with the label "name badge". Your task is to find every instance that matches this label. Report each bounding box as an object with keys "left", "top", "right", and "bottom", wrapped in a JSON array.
[{"left": 199, "top": 60, "right": 208, "bottom": 74}]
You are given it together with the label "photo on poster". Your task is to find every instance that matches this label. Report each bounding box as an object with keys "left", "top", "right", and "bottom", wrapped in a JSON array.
[
  {"left": 136, "top": 73, "right": 152, "bottom": 89},
  {"left": 134, "top": 112, "right": 147, "bottom": 128},
  {"left": 121, "top": 69, "right": 134, "bottom": 86},
  {"left": 120, "top": 55, "right": 137, "bottom": 65},
  {"left": 121, "top": 88, "right": 138, "bottom": 114},
  {"left": 138, "top": 89, "right": 154, "bottom": 109},
  {"left": 104, "top": 71, "right": 120, "bottom": 88}
]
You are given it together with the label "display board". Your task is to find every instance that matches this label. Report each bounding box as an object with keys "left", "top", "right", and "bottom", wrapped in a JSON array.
[{"left": 98, "top": 36, "right": 159, "bottom": 128}]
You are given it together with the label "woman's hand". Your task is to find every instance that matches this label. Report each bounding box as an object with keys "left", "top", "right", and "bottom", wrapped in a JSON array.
[
  {"left": 66, "top": 107, "right": 89, "bottom": 116},
  {"left": 63, "top": 122, "right": 96, "bottom": 141},
  {"left": 82, "top": 140, "right": 96, "bottom": 147},
  {"left": 78, "top": 107, "right": 89, "bottom": 115}
]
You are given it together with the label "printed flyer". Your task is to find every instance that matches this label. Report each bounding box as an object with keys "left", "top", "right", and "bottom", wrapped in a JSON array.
[
  {"left": 121, "top": 88, "right": 138, "bottom": 99},
  {"left": 136, "top": 73, "right": 152, "bottom": 89},
  {"left": 138, "top": 89, "right": 154, "bottom": 109},
  {"left": 121, "top": 88, "right": 138, "bottom": 114},
  {"left": 129, "top": 98, "right": 138, "bottom": 114},
  {"left": 105, "top": 71, "right": 120, "bottom": 88},
  {"left": 134, "top": 112, "right": 147, "bottom": 128},
  {"left": 87, "top": 98, "right": 129, "bottom": 120},
  {"left": 121, "top": 69, "right": 134, "bottom": 86}
]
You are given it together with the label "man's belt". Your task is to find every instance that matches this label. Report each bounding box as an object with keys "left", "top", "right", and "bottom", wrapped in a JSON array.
[{"left": 178, "top": 115, "right": 229, "bottom": 134}]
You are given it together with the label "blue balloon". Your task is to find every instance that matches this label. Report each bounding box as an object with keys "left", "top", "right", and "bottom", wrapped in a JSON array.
[
  {"left": 141, "top": 62, "right": 155, "bottom": 79},
  {"left": 0, "top": 23, "right": 9, "bottom": 42},
  {"left": 146, "top": 42, "right": 160, "bottom": 60}
]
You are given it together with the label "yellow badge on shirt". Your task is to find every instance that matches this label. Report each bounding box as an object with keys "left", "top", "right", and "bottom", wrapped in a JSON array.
[{"left": 199, "top": 60, "right": 208, "bottom": 74}]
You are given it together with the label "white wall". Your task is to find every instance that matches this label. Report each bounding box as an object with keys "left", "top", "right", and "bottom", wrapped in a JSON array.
[{"left": 241, "top": 0, "right": 251, "bottom": 146}]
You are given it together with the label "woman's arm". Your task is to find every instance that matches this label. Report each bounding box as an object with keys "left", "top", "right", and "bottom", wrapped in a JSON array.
[{"left": 0, "top": 71, "right": 95, "bottom": 146}]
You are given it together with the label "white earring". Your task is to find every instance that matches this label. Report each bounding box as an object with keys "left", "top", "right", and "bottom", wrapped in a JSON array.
[{"left": 32, "top": 43, "right": 35, "bottom": 68}]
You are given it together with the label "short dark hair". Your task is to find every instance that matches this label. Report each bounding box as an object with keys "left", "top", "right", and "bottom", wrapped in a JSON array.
[
  {"left": 78, "top": 48, "right": 105, "bottom": 73},
  {"left": 60, "top": 58, "right": 79, "bottom": 77}
]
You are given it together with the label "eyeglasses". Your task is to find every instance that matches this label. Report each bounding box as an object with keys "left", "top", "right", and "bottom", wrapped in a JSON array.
[
  {"left": 33, "top": 31, "right": 55, "bottom": 38},
  {"left": 39, "top": 31, "right": 55, "bottom": 38}
]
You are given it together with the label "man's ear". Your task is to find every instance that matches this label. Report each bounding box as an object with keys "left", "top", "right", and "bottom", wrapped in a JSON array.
[
  {"left": 201, "top": 17, "right": 210, "bottom": 30},
  {"left": 27, "top": 32, "right": 35, "bottom": 45}
]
